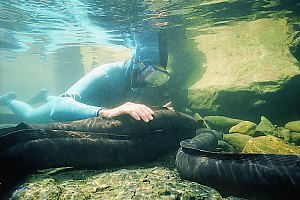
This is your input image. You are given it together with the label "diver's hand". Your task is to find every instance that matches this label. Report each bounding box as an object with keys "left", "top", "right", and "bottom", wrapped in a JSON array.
[
  {"left": 163, "top": 101, "right": 175, "bottom": 111},
  {"left": 98, "top": 102, "right": 154, "bottom": 122}
]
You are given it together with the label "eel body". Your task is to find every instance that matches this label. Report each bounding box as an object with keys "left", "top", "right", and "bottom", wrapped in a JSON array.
[
  {"left": 0, "top": 109, "right": 197, "bottom": 193},
  {"left": 2, "top": 109, "right": 300, "bottom": 199},
  {"left": 176, "top": 129, "right": 300, "bottom": 199}
]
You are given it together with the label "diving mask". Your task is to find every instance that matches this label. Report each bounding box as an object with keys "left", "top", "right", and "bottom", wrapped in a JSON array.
[{"left": 139, "top": 62, "right": 170, "bottom": 87}]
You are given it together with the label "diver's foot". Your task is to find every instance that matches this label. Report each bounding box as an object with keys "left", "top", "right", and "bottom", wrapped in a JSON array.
[
  {"left": 27, "top": 89, "right": 49, "bottom": 104},
  {"left": 0, "top": 92, "right": 17, "bottom": 105}
]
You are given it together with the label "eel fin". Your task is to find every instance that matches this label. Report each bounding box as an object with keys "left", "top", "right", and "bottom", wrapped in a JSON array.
[{"left": 186, "top": 148, "right": 300, "bottom": 167}]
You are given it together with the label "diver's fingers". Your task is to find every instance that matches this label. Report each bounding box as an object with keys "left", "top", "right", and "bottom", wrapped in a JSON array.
[
  {"left": 143, "top": 105, "right": 154, "bottom": 115},
  {"left": 134, "top": 104, "right": 154, "bottom": 122},
  {"left": 163, "top": 101, "right": 172, "bottom": 108},
  {"left": 163, "top": 101, "right": 175, "bottom": 111},
  {"left": 128, "top": 111, "right": 141, "bottom": 121},
  {"left": 99, "top": 102, "right": 154, "bottom": 121},
  {"left": 120, "top": 102, "right": 154, "bottom": 122},
  {"left": 168, "top": 106, "right": 175, "bottom": 111}
]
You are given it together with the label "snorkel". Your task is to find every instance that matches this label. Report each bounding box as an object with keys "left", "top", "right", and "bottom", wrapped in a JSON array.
[{"left": 132, "top": 31, "right": 169, "bottom": 87}]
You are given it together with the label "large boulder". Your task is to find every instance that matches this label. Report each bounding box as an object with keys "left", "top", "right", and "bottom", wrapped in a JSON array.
[
  {"left": 168, "top": 18, "right": 300, "bottom": 123},
  {"left": 288, "top": 19, "right": 300, "bottom": 61}
]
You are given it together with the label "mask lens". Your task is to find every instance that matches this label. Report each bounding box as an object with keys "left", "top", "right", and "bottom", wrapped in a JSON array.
[{"left": 141, "top": 65, "right": 170, "bottom": 87}]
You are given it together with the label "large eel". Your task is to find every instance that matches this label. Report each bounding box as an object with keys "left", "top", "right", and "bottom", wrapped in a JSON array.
[
  {"left": 2, "top": 109, "right": 300, "bottom": 199},
  {"left": 176, "top": 129, "right": 300, "bottom": 199},
  {"left": 0, "top": 109, "right": 198, "bottom": 194}
]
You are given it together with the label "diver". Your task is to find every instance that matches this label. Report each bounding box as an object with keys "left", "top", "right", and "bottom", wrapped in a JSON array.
[{"left": 0, "top": 31, "right": 173, "bottom": 123}]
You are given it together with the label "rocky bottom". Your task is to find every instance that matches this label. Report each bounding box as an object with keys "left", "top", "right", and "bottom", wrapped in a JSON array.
[{"left": 7, "top": 155, "right": 225, "bottom": 200}]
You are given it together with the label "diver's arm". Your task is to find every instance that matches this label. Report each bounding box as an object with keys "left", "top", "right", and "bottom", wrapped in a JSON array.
[
  {"left": 50, "top": 97, "right": 104, "bottom": 122},
  {"left": 98, "top": 102, "right": 154, "bottom": 122},
  {"left": 51, "top": 62, "right": 127, "bottom": 122}
]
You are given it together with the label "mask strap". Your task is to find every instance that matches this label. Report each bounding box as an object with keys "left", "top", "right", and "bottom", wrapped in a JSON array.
[
  {"left": 133, "top": 32, "right": 142, "bottom": 70},
  {"left": 133, "top": 46, "right": 141, "bottom": 70},
  {"left": 131, "top": 45, "right": 141, "bottom": 90}
]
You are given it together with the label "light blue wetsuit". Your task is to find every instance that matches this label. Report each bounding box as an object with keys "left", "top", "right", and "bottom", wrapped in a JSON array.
[
  {"left": 0, "top": 31, "right": 163, "bottom": 123},
  {"left": 4, "top": 60, "right": 135, "bottom": 123}
]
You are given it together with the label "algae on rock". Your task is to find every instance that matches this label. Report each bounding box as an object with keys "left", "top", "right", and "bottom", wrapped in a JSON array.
[
  {"left": 9, "top": 167, "right": 223, "bottom": 200},
  {"left": 255, "top": 116, "right": 277, "bottom": 136},
  {"left": 243, "top": 135, "right": 300, "bottom": 155},
  {"left": 229, "top": 121, "right": 257, "bottom": 136},
  {"left": 285, "top": 120, "right": 300, "bottom": 132},
  {"left": 223, "top": 133, "right": 253, "bottom": 152},
  {"left": 204, "top": 115, "right": 243, "bottom": 133}
]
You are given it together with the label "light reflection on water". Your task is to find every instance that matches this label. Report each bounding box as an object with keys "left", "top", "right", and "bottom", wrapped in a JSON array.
[
  {"left": 1, "top": 0, "right": 298, "bottom": 57},
  {"left": 1, "top": 0, "right": 111, "bottom": 56}
]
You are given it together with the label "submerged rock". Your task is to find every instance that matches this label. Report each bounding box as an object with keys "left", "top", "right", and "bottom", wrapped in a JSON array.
[
  {"left": 275, "top": 127, "right": 292, "bottom": 143},
  {"left": 255, "top": 116, "right": 276, "bottom": 136},
  {"left": 217, "top": 140, "right": 239, "bottom": 153},
  {"left": 223, "top": 133, "right": 253, "bottom": 152},
  {"left": 243, "top": 135, "right": 300, "bottom": 155},
  {"left": 288, "top": 22, "right": 300, "bottom": 62},
  {"left": 291, "top": 132, "right": 300, "bottom": 146},
  {"left": 177, "top": 18, "right": 300, "bottom": 123},
  {"left": 285, "top": 120, "right": 300, "bottom": 132},
  {"left": 203, "top": 116, "right": 242, "bottom": 133},
  {"left": 229, "top": 121, "right": 257, "bottom": 136}
]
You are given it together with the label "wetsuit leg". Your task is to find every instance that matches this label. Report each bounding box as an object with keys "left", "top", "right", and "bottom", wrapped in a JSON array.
[
  {"left": 27, "top": 89, "right": 57, "bottom": 104},
  {"left": 0, "top": 92, "right": 17, "bottom": 105},
  {"left": 1, "top": 93, "right": 102, "bottom": 123},
  {"left": 7, "top": 100, "right": 55, "bottom": 123},
  {"left": 1, "top": 92, "right": 54, "bottom": 123},
  {"left": 4, "top": 97, "right": 101, "bottom": 123}
]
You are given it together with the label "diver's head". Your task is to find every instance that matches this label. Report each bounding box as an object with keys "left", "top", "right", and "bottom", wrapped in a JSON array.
[{"left": 133, "top": 31, "right": 169, "bottom": 87}]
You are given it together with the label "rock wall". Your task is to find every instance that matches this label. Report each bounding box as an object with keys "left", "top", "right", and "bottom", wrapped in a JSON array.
[{"left": 168, "top": 18, "right": 300, "bottom": 124}]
